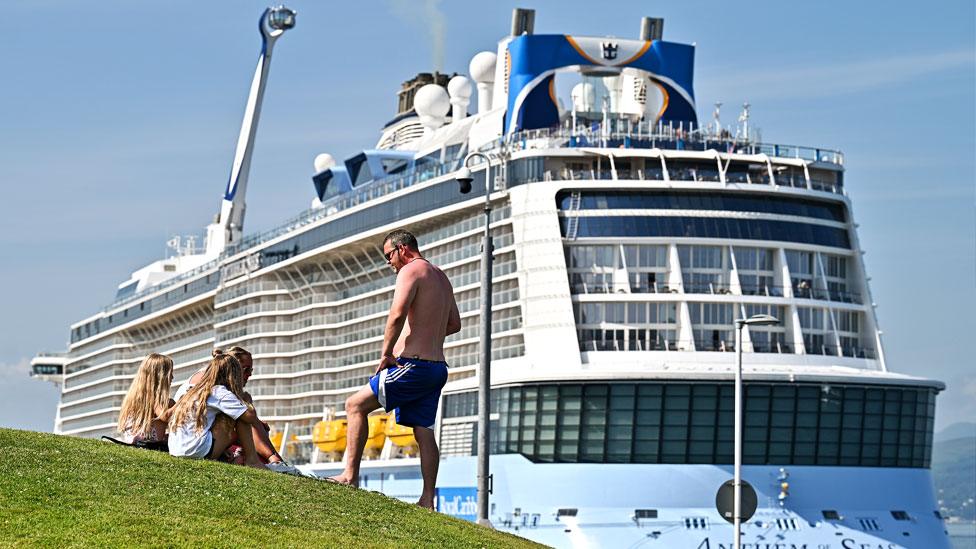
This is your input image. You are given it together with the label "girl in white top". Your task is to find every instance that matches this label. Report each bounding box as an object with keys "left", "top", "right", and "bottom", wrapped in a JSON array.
[
  {"left": 167, "top": 350, "right": 266, "bottom": 469},
  {"left": 117, "top": 353, "right": 175, "bottom": 443}
]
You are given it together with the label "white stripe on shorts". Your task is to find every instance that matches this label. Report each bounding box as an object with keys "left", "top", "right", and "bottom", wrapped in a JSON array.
[
  {"left": 377, "top": 368, "right": 389, "bottom": 408},
  {"left": 386, "top": 364, "right": 413, "bottom": 383}
]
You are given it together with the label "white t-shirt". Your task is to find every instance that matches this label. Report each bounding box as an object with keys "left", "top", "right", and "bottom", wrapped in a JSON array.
[
  {"left": 168, "top": 385, "right": 248, "bottom": 459},
  {"left": 173, "top": 368, "right": 205, "bottom": 402}
]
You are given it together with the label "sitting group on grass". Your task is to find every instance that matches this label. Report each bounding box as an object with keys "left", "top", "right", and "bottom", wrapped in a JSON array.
[{"left": 116, "top": 346, "right": 298, "bottom": 474}]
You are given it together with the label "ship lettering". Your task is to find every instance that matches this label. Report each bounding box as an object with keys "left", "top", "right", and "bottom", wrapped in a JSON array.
[
  {"left": 840, "top": 539, "right": 898, "bottom": 549},
  {"left": 437, "top": 494, "right": 477, "bottom": 516}
]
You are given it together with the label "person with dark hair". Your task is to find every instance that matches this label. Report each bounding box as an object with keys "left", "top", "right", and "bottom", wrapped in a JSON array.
[
  {"left": 173, "top": 346, "right": 293, "bottom": 472},
  {"left": 167, "top": 350, "right": 265, "bottom": 468},
  {"left": 329, "top": 228, "right": 461, "bottom": 510}
]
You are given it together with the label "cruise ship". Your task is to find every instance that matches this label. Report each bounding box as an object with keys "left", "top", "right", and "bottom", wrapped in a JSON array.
[{"left": 32, "top": 7, "right": 951, "bottom": 548}]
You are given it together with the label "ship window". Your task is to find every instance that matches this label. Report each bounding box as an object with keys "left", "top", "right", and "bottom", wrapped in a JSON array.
[
  {"left": 347, "top": 155, "right": 373, "bottom": 187},
  {"left": 475, "top": 381, "right": 934, "bottom": 467},
  {"left": 822, "top": 510, "right": 841, "bottom": 520},
  {"left": 381, "top": 158, "right": 409, "bottom": 175},
  {"left": 891, "top": 511, "right": 910, "bottom": 521},
  {"left": 560, "top": 216, "right": 851, "bottom": 249},
  {"left": 634, "top": 509, "right": 658, "bottom": 519},
  {"left": 559, "top": 190, "right": 846, "bottom": 222}
]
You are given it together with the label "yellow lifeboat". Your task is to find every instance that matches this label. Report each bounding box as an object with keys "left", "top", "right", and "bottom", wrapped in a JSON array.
[
  {"left": 312, "top": 419, "right": 348, "bottom": 455},
  {"left": 385, "top": 414, "right": 418, "bottom": 457},
  {"left": 269, "top": 431, "right": 300, "bottom": 455},
  {"left": 270, "top": 431, "right": 284, "bottom": 453},
  {"left": 363, "top": 414, "right": 388, "bottom": 458}
]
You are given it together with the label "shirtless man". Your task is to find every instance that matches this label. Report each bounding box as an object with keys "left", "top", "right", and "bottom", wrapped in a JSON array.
[{"left": 329, "top": 229, "right": 461, "bottom": 509}]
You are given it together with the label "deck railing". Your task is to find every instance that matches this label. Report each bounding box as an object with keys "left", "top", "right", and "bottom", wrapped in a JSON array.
[{"left": 100, "top": 129, "right": 844, "bottom": 313}]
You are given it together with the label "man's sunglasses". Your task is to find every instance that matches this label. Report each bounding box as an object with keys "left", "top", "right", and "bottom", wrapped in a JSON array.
[{"left": 383, "top": 246, "right": 400, "bottom": 262}]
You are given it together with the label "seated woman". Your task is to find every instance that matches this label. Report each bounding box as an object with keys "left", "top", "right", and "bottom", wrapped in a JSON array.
[
  {"left": 167, "top": 350, "right": 266, "bottom": 469},
  {"left": 174, "top": 346, "right": 288, "bottom": 468},
  {"left": 117, "top": 353, "right": 175, "bottom": 444}
]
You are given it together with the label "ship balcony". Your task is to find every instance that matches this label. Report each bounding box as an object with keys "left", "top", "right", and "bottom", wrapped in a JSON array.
[
  {"left": 570, "top": 280, "right": 863, "bottom": 305},
  {"left": 527, "top": 166, "right": 843, "bottom": 196},
  {"left": 504, "top": 127, "right": 845, "bottom": 196},
  {"left": 577, "top": 335, "right": 875, "bottom": 359},
  {"left": 505, "top": 124, "right": 844, "bottom": 165}
]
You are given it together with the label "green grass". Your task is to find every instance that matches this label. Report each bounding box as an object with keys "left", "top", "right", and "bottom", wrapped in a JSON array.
[{"left": 0, "top": 429, "right": 543, "bottom": 548}]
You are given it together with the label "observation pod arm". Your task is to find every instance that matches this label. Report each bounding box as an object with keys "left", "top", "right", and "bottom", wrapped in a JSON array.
[{"left": 206, "top": 6, "right": 296, "bottom": 257}]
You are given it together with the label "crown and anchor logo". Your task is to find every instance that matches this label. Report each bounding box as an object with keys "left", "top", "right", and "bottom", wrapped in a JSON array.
[{"left": 601, "top": 41, "right": 619, "bottom": 60}]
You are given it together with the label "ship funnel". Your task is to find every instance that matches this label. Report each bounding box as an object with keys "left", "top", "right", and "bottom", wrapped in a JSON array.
[
  {"left": 511, "top": 8, "right": 535, "bottom": 36},
  {"left": 640, "top": 17, "right": 663, "bottom": 41}
]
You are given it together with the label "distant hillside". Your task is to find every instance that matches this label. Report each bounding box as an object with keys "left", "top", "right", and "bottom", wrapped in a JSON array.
[
  {"left": 932, "top": 434, "right": 976, "bottom": 521},
  {"left": 936, "top": 422, "right": 976, "bottom": 443},
  {"left": 0, "top": 428, "right": 540, "bottom": 548}
]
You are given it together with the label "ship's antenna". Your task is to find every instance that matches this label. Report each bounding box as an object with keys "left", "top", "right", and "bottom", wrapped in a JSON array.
[
  {"left": 737, "top": 102, "right": 751, "bottom": 142},
  {"left": 204, "top": 6, "right": 296, "bottom": 258}
]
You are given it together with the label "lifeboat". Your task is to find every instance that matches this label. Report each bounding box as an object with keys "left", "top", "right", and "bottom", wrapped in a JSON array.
[
  {"left": 385, "top": 414, "right": 418, "bottom": 457},
  {"left": 270, "top": 430, "right": 300, "bottom": 455},
  {"left": 311, "top": 419, "right": 348, "bottom": 455},
  {"left": 270, "top": 430, "right": 284, "bottom": 453},
  {"left": 363, "top": 414, "right": 388, "bottom": 458}
]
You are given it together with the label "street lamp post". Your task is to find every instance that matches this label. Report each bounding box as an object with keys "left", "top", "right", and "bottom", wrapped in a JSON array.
[
  {"left": 733, "top": 314, "right": 779, "bottom": 548},
  {"left": 456, "top": 153, "right": 494, "bottom": 527}
]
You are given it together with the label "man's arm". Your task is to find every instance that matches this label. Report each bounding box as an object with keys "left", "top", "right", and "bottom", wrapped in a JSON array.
[{"left": 446, "top": 297, "right": 461, "bottom": 335}]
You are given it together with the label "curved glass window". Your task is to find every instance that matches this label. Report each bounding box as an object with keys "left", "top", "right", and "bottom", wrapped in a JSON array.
[
  {"left": 557, "top": 191, "right": 846, "bottom": 222},
  {"left": 443, "top": 381, "right": 937, "bottom": 468},
  {"left": 560, "top": 216, "right": 851, "bottom": 249}
]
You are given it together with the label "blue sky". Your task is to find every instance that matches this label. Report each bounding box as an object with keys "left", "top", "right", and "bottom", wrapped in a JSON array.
[{"left": 0, "top": 1, "right": 973, "bottom": 432}]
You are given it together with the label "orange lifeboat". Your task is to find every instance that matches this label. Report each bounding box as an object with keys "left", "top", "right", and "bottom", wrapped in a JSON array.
[
  {"left": 270, "top": 430, "right": 299, "bottom": 455},
  {"left": 385, "top": 414, "right": 418, "bottom": 457},
  {"left": 312, "top": 419, "right": 348, "bottom": 456},
  {"left": 363, "top": 414, "right": 388, "bottom": 458},
  {"left": 270, "top": 430, "right": 284, "bottom": 453}
]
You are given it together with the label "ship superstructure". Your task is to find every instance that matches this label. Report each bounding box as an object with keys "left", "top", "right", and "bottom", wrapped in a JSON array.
[{"left": 35, "top": 7, "right": 949, "bottom": 548}]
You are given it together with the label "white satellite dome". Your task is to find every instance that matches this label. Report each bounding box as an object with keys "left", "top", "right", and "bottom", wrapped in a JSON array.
[
  {"left": 447, "top": 75, "right": 473, "bottom": 99},
  {"left": 313, "top": 153, "right": 336, "bottom": 173},
  {"left": 469, "top": 51, "right": 496, "bottom": 83},
  {"left": 413, "top": 84, "right": 451, "bottom": 118}
]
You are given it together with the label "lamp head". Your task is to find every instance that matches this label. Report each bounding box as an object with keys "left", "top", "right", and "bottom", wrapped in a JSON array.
[{"left": 456, "top": 166, "right": 473, "bottom": 194}]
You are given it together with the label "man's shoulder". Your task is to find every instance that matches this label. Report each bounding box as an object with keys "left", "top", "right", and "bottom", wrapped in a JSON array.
[{"left": 400, "top": 259, "right": 438, "bottom": 279}]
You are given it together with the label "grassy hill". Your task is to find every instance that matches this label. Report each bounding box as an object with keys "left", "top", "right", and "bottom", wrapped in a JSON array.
[{"left": 0, "top": 428, "right": 542, "bottom": 548}]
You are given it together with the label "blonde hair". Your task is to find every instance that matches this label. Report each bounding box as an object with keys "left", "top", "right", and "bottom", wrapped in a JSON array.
[
  {"left": 117, "top": 353, "right": 174, "bottom": 437},
  {"left": 168, "top": 349, "right": 246, "bottom": 434}
]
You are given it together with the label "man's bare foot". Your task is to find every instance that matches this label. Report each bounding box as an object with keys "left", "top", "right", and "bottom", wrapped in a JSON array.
[
  {"left": 327, "top": 474, "right": 358, "bottom": 487},
  {"left": 246, "top": 460, "right": 268, "bottom": 470},
  {"left": 416, "top": 496, "right": 435, "bottom": 510}
]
